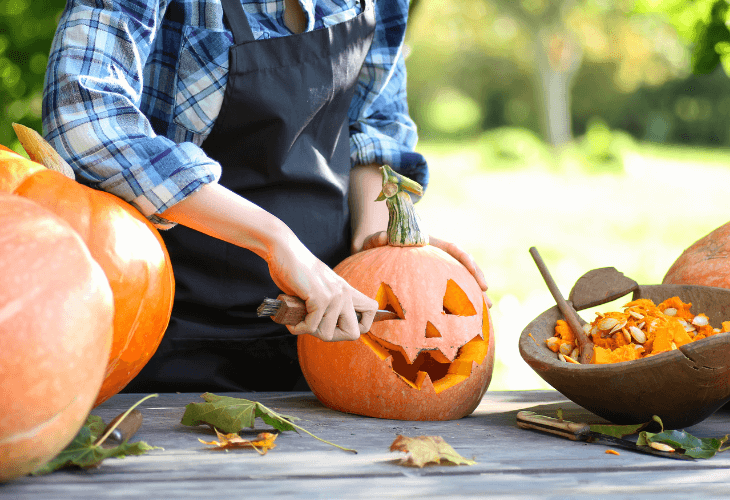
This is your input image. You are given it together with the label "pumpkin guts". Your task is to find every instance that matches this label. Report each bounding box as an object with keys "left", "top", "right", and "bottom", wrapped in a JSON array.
[{"left": 546, "top": 297, "right": 730, "bottom": 364}]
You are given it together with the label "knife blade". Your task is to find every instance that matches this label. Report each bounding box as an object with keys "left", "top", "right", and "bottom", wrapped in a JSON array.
[
  {"left": 516, "top": 411, "right": 695, "bottom": 461},
  {"left": 257, "top": 294, "right": 399, "bottom": 325}
]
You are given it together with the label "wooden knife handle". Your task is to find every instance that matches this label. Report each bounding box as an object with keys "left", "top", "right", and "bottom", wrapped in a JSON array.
[
  {"left": 104, "top": 409, "right": 143, "bottom": 443},
  {"left": 271, "top": 294, "right": 367, "bottom": 325},
  {"left": 516, "top": 411, "right": 591, "bottom": 441}
]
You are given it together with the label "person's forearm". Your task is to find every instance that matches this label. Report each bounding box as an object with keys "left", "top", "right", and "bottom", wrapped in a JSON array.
[
  {"left": 160, "top": 182, "right": 293, "bottom": 261},
  {"left": 349, "top": 163, "right": 389, "bottom": 253}
]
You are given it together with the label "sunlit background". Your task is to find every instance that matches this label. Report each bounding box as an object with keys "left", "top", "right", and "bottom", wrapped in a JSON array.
[{"left": 3, "top": 0, "right": 730, "bottom": 390}]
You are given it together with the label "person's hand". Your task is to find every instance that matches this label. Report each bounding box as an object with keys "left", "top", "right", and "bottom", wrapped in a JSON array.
[
  {"left": 266, "top": 231, "right": 378, "bottom": 341},
  {"left": 361, "top": 232, "right": 492, "bottom": 307}
]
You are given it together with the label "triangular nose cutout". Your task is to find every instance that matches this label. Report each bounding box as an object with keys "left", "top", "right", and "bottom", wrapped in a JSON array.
[
  {"left": 375, "top": 283, "right": 405, "bottom": 319},
  {"left": 425, "top": 321, "right": 442, "bottom": 338}
]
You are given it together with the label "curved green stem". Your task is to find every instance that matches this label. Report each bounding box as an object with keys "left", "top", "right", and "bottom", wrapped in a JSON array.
[{"left": 376, "top": 165, "right": 428, "bottom": 247}]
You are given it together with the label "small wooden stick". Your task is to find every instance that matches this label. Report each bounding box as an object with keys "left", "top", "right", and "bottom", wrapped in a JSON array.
[{"left": 529, "top": 247, "right": 594, "bottom": 364}]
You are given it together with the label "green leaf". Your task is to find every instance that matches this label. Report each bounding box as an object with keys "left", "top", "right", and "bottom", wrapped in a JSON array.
[
  {"left": 180, "top": 393, "right": 298, "bottom": 433},
  {"left": 31, "top": 426, "right": 158, "bottom": 475},
  {"left": 642, "top": 429, "right": 725, "bottom": 459},
  {"left": 181, "top": 393, "right": 357, "bottom": 453},
  {"left": 31, "top": 393, "right": 161, "bottom": 475},
  {"left": 590, "top": 421, "right": 649, "bottom": 439},
  {"left": 85, "top": 414, "right": 106, "bottom": 439}
]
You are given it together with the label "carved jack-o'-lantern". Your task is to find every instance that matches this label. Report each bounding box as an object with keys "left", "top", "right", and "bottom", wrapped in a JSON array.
[{"left": 298, "top": 167, "right": 494, "bottom": 420}]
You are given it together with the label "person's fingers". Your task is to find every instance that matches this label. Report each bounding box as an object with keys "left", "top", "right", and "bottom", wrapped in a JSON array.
[
  {"left": 351, "top": 289, "right": 378, "bottom": 334},
  {"left": 291, "top": 295, "right": 329, "bottom": 336},
  {"left": 362, "top": 231, "right": 388, "bottom": 251},
  {"left": 430, "top": 236, "right": 489, "bottom": 292},
  {"left": 333, "top": 295, "right": 360, "bottom": 341}
]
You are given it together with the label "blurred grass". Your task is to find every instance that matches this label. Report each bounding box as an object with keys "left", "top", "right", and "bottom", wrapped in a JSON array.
[{"left": 415, "top": 130, "right": 730, "bottom": 391}]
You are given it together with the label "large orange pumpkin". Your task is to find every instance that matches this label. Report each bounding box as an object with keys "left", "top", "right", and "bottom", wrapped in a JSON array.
[
  {"left": 0, "top": 194, "right": 114, "bottom": 481},
  {"left": 663, "top": 222, "right": 730, "bottom": 288},
  {"left": 2, "top": 127, "right": 174, "bottom": 405},
  {"left": 298, "top": 166, "right": 494, "bottom": 420}
]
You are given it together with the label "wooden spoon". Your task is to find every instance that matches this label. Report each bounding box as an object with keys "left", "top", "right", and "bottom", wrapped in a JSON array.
[{"left": 529, "top": 247, "right": 594, "bottom": 364}]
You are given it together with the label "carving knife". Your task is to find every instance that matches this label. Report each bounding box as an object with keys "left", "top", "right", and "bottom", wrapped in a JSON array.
[
  {"left": 96, "top": 409, "right": 143, "bottom": 447},
  {"left": 516, "top": 411, "right": 695, "bottom": 461},
  {"left": 257, "top": 294, "right": 398, "bottom": 325}
]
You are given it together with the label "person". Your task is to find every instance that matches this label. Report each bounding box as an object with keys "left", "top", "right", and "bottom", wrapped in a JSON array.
[{"left": 42, "top": 0, "right": 488, "bottom": 392}]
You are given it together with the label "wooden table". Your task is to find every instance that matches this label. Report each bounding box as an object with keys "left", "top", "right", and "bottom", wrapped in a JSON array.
[{"left": 3, "top": 390, "right": 730, "bottom": 499}]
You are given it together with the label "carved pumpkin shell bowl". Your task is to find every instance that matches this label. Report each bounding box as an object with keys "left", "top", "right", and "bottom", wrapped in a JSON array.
[{"left": 519, "top": 268, "right": 730, "bottom": 430}]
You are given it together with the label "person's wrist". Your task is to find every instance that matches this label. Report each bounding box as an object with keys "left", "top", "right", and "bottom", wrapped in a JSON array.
[{"left": 261, "top": 218, "right": 298, "bottom": 262}]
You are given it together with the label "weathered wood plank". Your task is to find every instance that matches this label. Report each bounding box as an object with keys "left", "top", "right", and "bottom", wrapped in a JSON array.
[{"left": 2, "top": 391, "right": 730, "bottom": 499}]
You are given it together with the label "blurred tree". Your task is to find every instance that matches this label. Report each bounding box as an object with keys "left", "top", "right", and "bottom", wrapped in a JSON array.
[
  {"left": 634, "top": 0, "right": 730, "bottom": 75},
  {"left": 0, "top": 0, "right": 66, "bottom": 153},
  {"left": 405, "top": 0, "right": 691, "bottom": 146},
  {"left": 489, "top": 0, "right": 583, "bottom": 146}
]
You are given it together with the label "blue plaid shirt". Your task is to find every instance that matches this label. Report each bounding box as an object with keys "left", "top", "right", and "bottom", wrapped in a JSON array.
[{"left": 42, "top": 0, "right": 427, "bottom": 228}]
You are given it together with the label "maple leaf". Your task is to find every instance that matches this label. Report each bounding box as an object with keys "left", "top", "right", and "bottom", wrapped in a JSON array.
[
  {"left": 199, "top": 430, "right": 278, "bottom": 454},
  {"left": 180, "top": 393, "right": 298, "bottom": 433},
  {"left": 389, "top": 435, "right": 476, "bottom": 468},
  {"left": 32, "top": 395, "right": 161, "bottom": 475},
  {"left": 181, "top": 393, "right": 357, "bottom": 453}
]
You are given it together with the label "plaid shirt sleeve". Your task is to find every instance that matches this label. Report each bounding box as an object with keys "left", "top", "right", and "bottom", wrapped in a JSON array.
[
  {"left": 348, "top": 0, "right": 428, "bottom": 191},
  {"left": 42, "top": 0, "right": 221, "bottom": 229}
]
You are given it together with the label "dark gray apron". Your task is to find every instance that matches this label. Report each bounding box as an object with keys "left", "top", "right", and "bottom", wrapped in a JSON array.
[{"left": 124, "top": 0, "right": 375, "bottom": 392}]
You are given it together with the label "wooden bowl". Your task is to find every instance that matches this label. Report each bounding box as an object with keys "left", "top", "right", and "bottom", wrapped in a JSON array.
[{"left": 519, "top": 268, "right": 730, "bottom": 429}]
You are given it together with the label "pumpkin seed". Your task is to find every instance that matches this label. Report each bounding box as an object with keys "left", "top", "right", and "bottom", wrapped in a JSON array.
[
  {"left": 559, "top": 343, "right": 573, "bottom": 356},
  {"left": 582, "top": 323, "right": 592, "bottom": 335},
  {"left": 570, "top": 347, "right": 579, "bottom": 359},
  {"left": 629, "top": 311, "right": 644, "bottom": 320},
  {"left": 558, "top": 353, "right": 567, "bottom": 362},
  {"left": 546, "top": 337, "right": 560, "bottom": 352},
  {"left": 663, "top": 307, "right": 677, "bottom": 317},
  {"left": 609, "top": 320, "right": 627, "bottom": 334},
  {"left": 628, "top": 326, "right": 646, "bottom": 343},
  {"left": 649, "top": 441, "right": 675, "bottom": 452},
  {"left": 714, "top": 328, "right": 722, "bottom": 333},
  {"left": 599, "top": 317, "right": 619, "bottom": 331},
  {"left": 638, "top": 321, "right": 645, "bottom": 329},
  {"left": 622, "top": 328, "right": 631, "bottom": 344},
  {"left": 692, "top": 315, "right": 709, "bottom": 327}
]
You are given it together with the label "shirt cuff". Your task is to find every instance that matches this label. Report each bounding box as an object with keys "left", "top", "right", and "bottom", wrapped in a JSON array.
[
  {"left": 99, "top": 144, "right": 221, "bottom": 230},
  {"left": 350, "top": 131, "right": 429, "bottom": 193}
]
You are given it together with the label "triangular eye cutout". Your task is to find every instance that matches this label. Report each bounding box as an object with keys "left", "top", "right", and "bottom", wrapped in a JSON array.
[
  {"left": 375, "top": 283, "right": 405, "bottom": 319},
  {"left": 443, "top": 279, "right": 477, "bottom": 316}
]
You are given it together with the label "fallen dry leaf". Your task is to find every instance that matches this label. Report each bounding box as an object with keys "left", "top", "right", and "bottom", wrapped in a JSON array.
[
  {"left": 389, "top": 435, "right": 476, "bottom": 468},
  {"left": 199, "top": 429, "right": 277, "bottom": 455}
]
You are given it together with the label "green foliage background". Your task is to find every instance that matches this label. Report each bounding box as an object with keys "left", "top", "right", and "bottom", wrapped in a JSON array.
[{"left": 0, "top": 0, "right": 65, "bottom": 152}]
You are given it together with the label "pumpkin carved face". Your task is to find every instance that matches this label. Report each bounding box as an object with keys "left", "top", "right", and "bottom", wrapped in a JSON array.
[
  {"left": 298, "top": 245, "right": 494, "bottom": 421},
  {"left": 298, "top": 167, "right": 494, "bottom": 421}
]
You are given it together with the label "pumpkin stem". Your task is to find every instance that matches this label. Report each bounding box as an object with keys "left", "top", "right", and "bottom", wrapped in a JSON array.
[
  {"left": 376, "top": 165, "right": 428, "bottom": 247},
  {"left": 12, "top": 123, "right": 76, "bottom": 180}
]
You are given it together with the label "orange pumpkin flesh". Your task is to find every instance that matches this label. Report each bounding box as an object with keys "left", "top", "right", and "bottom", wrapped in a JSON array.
[
  {"left": 0, "top": 194, "right": 113, "bottom": 481},
  {"left": 298, "top": 167, "right": 494, "bottom": 420},
  {"left": 664, "top": 222, "right": 730, "bottom": 289},
  {"left": 0, "top": 144, "right": 174, "bottom": 406}
]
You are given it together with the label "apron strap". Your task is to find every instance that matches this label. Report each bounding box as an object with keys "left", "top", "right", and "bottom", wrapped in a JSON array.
[
  {"left": 222, "top": 0, "right": 373, "bottom": 46},
  {"left": 221, "top": 0, "right": 256, "bottom": 44}
]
